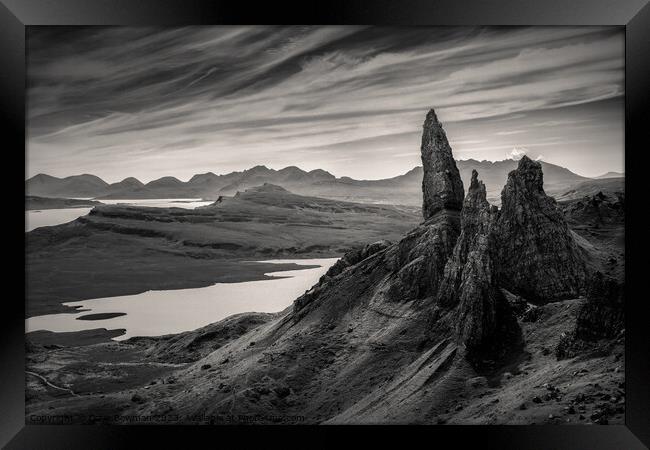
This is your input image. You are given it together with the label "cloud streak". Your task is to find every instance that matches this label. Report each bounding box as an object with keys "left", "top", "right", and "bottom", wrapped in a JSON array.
[{"left": 27, "top": 26, "right": 624, "bottom": 182}]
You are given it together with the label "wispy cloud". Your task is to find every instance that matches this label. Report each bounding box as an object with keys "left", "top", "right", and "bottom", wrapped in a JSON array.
[
  {"left": 27, "top": 26, "right": 624, "bottom": 181},
  {"left": 495, "top": 130, "right": 527, "bottom": 136}
]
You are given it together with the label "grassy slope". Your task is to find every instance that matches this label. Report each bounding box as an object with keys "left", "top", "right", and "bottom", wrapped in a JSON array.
[
  {"left": 26, "top": 185, "right": 421, "bottom": 317},
  {"left": 25, "top": 196, "right": 103, "bottom": 210}
]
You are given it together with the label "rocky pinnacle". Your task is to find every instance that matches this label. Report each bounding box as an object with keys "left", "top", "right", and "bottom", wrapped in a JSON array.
[
  {"left": 421, "top": 109, "right": 465, "bottom": 220},
  {"left": 495, "top": 155, "right": 589, "bottom": 302},
  {"left": 437, "top": 169, "right": 520, "bottom": 360}
]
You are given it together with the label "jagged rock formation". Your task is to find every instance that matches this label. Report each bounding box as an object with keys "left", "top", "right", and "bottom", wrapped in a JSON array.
[
  {"left": 438, "top": 170, "right": 520, "bottom": 361},
  {"left": 555, "top": 271, "right": 625, "bottom": 360},
  {"left": 295, "top": 109, "right": 464, "bottom": 315},
  {"left": 421, "top": 109, "right": 465, "bottom": 219},
  {"left": 295, "top": 114, "right": 588, "bottom": 360},
  {"left": 438, "top": 171, "right": 497, "bottom": 305},
  {"left": 560, "top": 191, "right": 625, "bottom": 228},
  {"left": 494, "top": 156, "right": 589, "bottom": 303}
]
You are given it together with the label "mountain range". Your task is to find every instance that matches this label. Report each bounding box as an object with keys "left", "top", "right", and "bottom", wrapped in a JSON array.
[{"left": 26, "top": 160, "right": 617, "bottom": 206}]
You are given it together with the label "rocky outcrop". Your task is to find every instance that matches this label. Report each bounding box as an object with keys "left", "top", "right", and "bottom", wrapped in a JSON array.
[
  {"left": 555, "top": 271, "right": 624, "bottom": 360},
  {"left": 379, "top": 110, "right": 465, "bottom": 300},
  {"left": 384, "top": 210, "right": 460, "bottom": 301},
  {"left": 575, "top": 272, "right": 624, "bottom": 340},
  {"left": 438, "top": 156, "right": 589, "bottom": 358},
  {"left": 293, "top": 240, "right": 392, "bottom": 313},
  {"left": 294, "top": 109, "right": 465, "bottom": 313},
  {"left": 421, "top": 109, "right": 465, "bottom": 219},
  {"left": 322, "top": 240, "right": 392, "bottom": 280},
  {"left": 494, "top": 156, "right": 589, "bottom": 302},
  {"left": 439, "top": 170, "right": 520, "bottom": 360},
  {"left": 438, "top": 171, "right": 496, "bottom": 305},
  {"left": 560, "top": 191, "right": 625, "bottom": 228}
]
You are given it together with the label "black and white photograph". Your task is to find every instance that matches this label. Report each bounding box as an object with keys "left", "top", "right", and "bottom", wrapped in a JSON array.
[{"left": 24, "top": 25, "right": 626, "bottom": 425}]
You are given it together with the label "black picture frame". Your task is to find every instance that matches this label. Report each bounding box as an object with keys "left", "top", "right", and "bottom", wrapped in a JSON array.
[{"left": 3, "top": 0, "right": 649, "bottom": 448}]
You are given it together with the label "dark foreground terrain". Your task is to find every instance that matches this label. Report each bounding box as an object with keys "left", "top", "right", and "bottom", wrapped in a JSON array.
[
  {"left": 25, "top": 110, "right": 624, "bottom": 425},
  {"left": 26, "top": 299, "right": 624, "bottom": 424}
]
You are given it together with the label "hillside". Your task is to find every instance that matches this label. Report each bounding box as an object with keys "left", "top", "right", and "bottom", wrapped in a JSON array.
[
  {"left": 555, "top": 177, "right": 624, "bottom": 202},
  {"left": 26, "top": 184, "right": 420, "bottom": 317}
]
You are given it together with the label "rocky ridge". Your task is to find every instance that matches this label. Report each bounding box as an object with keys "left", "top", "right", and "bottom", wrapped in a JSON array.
[{"left": 26, "top": 109, "right": 623, "bottom": 425}]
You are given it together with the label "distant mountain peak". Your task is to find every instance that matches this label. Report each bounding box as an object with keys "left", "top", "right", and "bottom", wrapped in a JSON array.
[
  {"left": 27, "top": 173, "right": 60, "bottom": 182},
  {"left": 247, "top": 165, "right": 272, "bottom": 174},
  {"left": 189, "top": 172, "right": 219, "bottom": 183},
  {"left": 595, "top": 171, "right": 624, "bottom": 179},
  {"left": 121, "top": 176, "right": 142, "bottom": 183},
  {"left": 278, "top": 165, "right": 304, "bottom": 172},
  {"left": 146, "top": 176, "right": 182, "bottom": 187},
  {"left": 114, "top": 177, "right": 144, "bottom": 187}
]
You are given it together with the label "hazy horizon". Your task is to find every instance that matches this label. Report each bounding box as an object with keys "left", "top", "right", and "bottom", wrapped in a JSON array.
[
  {"left": 27, "top": 26, "right": 624, "bottom": 183},
  {"left": 26, "top": 155, "right": 626, "bottom": 185}
]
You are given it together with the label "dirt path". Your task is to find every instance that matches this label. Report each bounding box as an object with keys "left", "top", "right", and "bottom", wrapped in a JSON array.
[{"left": 26, "top": 370, "right": 79, "bottom": 397}]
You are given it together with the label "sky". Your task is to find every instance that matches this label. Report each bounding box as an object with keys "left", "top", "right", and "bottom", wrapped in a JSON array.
[{"left": 26, "top": 26, "right": 624, "bottom": 183}]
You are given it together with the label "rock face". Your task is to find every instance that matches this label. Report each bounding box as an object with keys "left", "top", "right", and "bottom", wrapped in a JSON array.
[
  {"left": 439, "top": 170, "right": 520, "bottom": 360},
  {"left": 494, "top": 156, "right": 589, "bottom": 302},
  {"left": 555, "top": 271, "right": 624, "bottom": 360},
  {"left": 293, "top": 239, "right": 392, "bottom": 313},
  {"left": 575, "top": 271, "right": 624, "bottom": 340},
  {"left": 321, "top": 240, "right": 392, "bottom": 280},
  {"left": 294, "top": 115, "right": 590, "bottom": 362},
  {"left": 295, "top": 109, "right": 464, "bottom": 313},
  {"left": 421, "top": 109, "right": 465, "bottom": 219},
  {"left": 439, "top": 171, "right": 496, "bottom": 304},
  {"left": 560, "top": 191, "right": 625, "bottom": 228}
]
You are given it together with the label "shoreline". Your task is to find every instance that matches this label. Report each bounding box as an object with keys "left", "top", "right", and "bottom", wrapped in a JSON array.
[
  {"left": 26, "top": 254, "right": 341, "bottom": 318},
  {"left": 26, "top": 257, "right": 337, "bottom": 343}
]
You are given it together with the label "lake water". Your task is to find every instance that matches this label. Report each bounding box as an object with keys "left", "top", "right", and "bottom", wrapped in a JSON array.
[
  {"left": 25, "top": 198, "right": 215, "bottom": 232},
  {"left": 26, "top": 208, "right": 94, "bottom": 232},
  {"left": 98, "top": 198, "right": 214, "bottom": 209},
  {"left": 26, "top": 258, "right": 338, "bottom": 340}
]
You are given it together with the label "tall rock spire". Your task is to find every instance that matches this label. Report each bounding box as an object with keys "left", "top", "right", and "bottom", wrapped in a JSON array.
[
  {"left": 420, "top": 109, "right": 465, "bottom": 220},
  {"left": 495, "top": 155, "right": 588, "bottom": 302}
]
